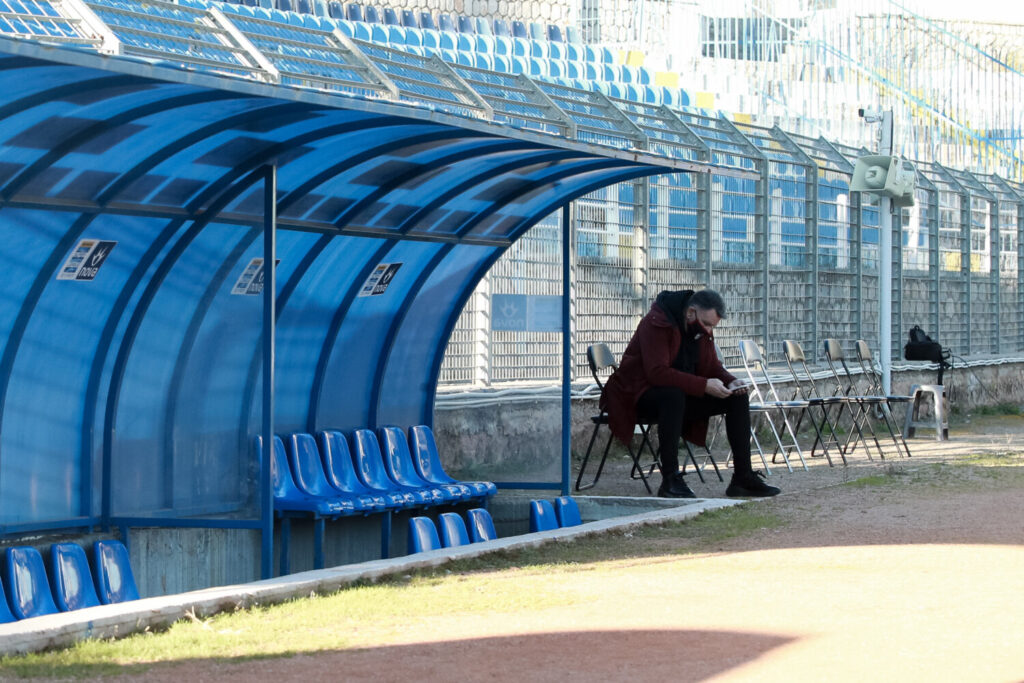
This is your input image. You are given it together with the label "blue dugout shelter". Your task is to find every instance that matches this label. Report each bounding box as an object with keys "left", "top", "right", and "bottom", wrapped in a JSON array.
[{"left": 0, "top": 2, "right": 753, "bottom": 581}]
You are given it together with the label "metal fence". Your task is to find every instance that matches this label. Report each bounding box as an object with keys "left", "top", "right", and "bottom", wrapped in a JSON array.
[{"left": 440, "top": 125, "right": 1024, "bottom": 387}]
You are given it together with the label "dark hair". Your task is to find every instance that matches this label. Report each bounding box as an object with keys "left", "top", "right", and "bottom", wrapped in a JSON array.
[{"left": 688, "top": 288, "right": 727, "bottom": 319}]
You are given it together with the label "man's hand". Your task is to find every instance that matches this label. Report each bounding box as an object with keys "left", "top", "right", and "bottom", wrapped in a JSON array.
[
  {"left": 705, "top": 378, "right": 732, "bottom": 398},
  {"left": 727, "top": 379, "right": 750, "bottom": 395}
]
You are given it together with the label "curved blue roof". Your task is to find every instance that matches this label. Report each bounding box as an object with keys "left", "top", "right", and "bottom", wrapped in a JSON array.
[{"left": 0, "top": 36, "right": 707, "bottom": 528}]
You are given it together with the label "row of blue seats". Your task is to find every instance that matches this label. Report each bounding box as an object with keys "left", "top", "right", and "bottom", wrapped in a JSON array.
[
  {"left": 234, "top": 0, "right": 583, "bottom": 44},
  {"left": 0, "top": 540, "right": 138, "bottom": 622},
  {"left": 529, "top": 496, "right": 582, "bottom": 532},
  {"left": 407, "top": 508, "right": 497, "bottom": 553},
  {"left": 263, "top": 425, "right": 496, "bottom": 519}
]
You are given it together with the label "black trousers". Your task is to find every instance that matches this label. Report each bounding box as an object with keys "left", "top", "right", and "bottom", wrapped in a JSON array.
[{"left": 636, "top": 385, "right": 753, "bottom": 479}]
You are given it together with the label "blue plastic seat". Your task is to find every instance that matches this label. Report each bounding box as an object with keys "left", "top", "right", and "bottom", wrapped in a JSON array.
[
  {"left": 49, "top": 543, "right": 101, "bottom": 612},
  {"left": 295, "top": 0, "right": 312, "bottom": 13},
  {"left": 382, "top": 7, "right": 399, "bottom": 24},
  {"left": 409, "top": 425, "right": 496, "bottom": 498},
  {"left": 370, "top": 24, "right": 388, "bottom": 43},
  {"left": 285, "top": 433, "right": 359, "bottom": 515},
  {"left": 528, "top": 21, "right": 545, "bottom": 40},
  {"left": 437, "top": 30, "right": 456, "bottom": 50},
  {"left": 566, "top": 25, "right": 582, "bottom": 43},
  {"left": 351, "top": 429, "right": 427, "bottom": 507},
  {"left": 344, "top": 2, "right": 362, "bottom": 22},
  {"left": 467, "top": 508, "right": 497, "bottom": 543},
  {"left": 511, "top": 20, "right": 527, "bottom": 38},
  {"left": 473, "top": 53, "right": 494, "bottom": 69},
  {"left": 510, "top": 56, "right": 527, "bottom": 74},
  {"left": 548, "top": 41, "right": 565, "bottom": 60},
  {"left": 350, "top": 21, "right": 372, "bottom": 40},
  {"left": 437, "top": 13, "right": 455, "bottom": 32},
  {"left": 455, "top": 50, "right": 474, "bottom": 67},
  {"left": 317, "top": 431, "right": 392, "bottom": 511},
  {"left": 362, "top": 5, "right": 379, "bottom": 22},
  {"left": 529, "top": 39, "right": 549, "bottom": 59},
  {"left": 492, "top": 18, "right": 510, "bottom": 36},
  {"left": 92, "top": 540, "right": 140, "bottom": 605},
  {"left": 438, "top": 512, "right": 470, "bottom": 547},
  {"left": 257, "top": 435, "right": 350, "bottom": 516},
  {"left": 566, "top": 42, "right": 583, "bottom": 61},
  {"left": 474, "top": 16, "right": 492, "bottom": 35},
  {"left": 474, "top": 34, "right": 495, "bottom": 54},
  {"left": 418, "top": 11, "right": 435, "bottom": 30},
  {"left": 547, "top": 24, "right": 564, "bottom": 42},
  {"left": 4, "top": 547, "right": 58, "bottom": 619},
  {"left": 378, "top": 426, "right": 459, "bottom": 503},
  {"left": 493, "top": 54, "right": 511, "bottom": 73},
  {"left": 276, "top": 0, "right": 294, "bottom": 12},
  {"left": 554, "top": 496, "right": 582, "bottom": 527},
  {"left": 511, "top": 37, "right": 529, "bottom": 57},
  {"left": 457, "top": 15, "right": 475, "bottom": 33},
  {"left": 455, "top": 32, "right": 474, "bottom": 51},
  {"left": 404, "top": 26, "right": 422, "bottom": 47},
  {"left": 420, "top": 28, "right": 440, "bottom": 49},
  {"left": 493, "top": 35, "right": 511, "bottom": 56},
  {"left": 401, "top": 9, "right": 417, "bottom": 28},
  {"left": 407, "top": 516, "right": 441, "bottom": 553},
  {"left": 529, "top": 499, "right": 558, "bottom": 532}
]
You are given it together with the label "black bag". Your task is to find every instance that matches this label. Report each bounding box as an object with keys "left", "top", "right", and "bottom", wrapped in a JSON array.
[{"left": 904, "top": 325, "right": 948, "bottom": 364}]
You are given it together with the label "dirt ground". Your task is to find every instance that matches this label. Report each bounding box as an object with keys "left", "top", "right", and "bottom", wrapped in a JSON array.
[{"left": 28, "top": 414, "right": 1024, "bottom": 682}]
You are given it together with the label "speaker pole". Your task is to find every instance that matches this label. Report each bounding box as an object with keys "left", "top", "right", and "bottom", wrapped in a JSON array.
[{"left": 879, "top": 110, "right": 894, "bottom": 395}]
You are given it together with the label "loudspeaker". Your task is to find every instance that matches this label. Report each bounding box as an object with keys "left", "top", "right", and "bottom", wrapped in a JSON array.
[{"left": 851, "top": 155, "right": 916, "bottom": 207}]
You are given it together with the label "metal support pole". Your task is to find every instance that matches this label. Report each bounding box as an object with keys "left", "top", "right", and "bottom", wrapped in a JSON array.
[
  {"left": 260, "top": 165, "right": 277, "bottom": 580},
  {"left": 878, "top": 111, "right": 894, "bottom": 394},
  {"left": 561, "top": 202, "right": 572, "bottom": 497}
]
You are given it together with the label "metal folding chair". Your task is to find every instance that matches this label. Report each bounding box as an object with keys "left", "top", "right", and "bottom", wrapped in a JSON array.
[
  {"left": 737, "top": 340, "right": 809, "bottom": 473},
  {"left": 854, "top": 340, "right": 914, "bottom": 457},
  {"left": 822, "top": 339, "right": 909, "bottom": 460},
  {"left": 575, "top": 343, "right": 658, "bottom": 493},
  {"left": 781, "top": 339, "right": 846, "bottom": 466}
]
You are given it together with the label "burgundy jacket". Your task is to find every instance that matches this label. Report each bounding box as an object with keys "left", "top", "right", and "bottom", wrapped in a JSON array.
[{"left": 599, "top": 302, "right": 735, "bottom": 447}]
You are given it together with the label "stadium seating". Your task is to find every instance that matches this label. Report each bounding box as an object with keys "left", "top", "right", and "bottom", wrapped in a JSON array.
[
  {"left": 407, "top": 516, "right": 441, "bottom": 553},
  {"left": 529, "top": 499, "right": 558, "bottom": 532},
  {"left": 317, "top": 430, "right": 394, "bottom": 511},
  {"left": 4, "top": 547, "right": 59, "bottom": 619},
  {"left": 408, "top": 425, "right": 497, "bottom": 499},
  {"left": 351, "top": 428, "right": 435, "bottom": 507},
  {"left": 438, "top": 512, "right": 471, "bottom": 547},
  {"left": 285, "top": 433, "right": 361, "bottom": 515},
  {"left": 93, "top": 540, "right": 141, "bottom": 605},
  {"left": 49, "top": 543, "right": 102, "bottom": 612},
  {"left": 467, "top": 508, "right": 497, "bottom": 542},
  {"left": 378, "top": 426, "right": 464, "bottom": 504}
]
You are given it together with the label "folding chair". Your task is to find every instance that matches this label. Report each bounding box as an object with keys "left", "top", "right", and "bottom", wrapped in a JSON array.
[
  {"left": 682, "top": 342, "right": 728, "bottom": 482},
  {"left": 575, "top": 343, "right": 657, "bottom": 494},
  {"left": 854, "top": 340, "right": 914, "bottom": 457},
  {"left": 822, "top": 339, "right": 908, "bottom": 460},
  {"left": 781, "top": 339, "right": 847, "bottom": 466},
  {"left": 737, "top": 340, "right": 809, "bottom": 472}
]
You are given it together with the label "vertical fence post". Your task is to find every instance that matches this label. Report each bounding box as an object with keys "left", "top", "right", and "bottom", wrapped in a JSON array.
[
  {"left": 561, "top": 203, "right": 572, "bottom": 496},
  {"left": 260, "top": 164, "right": 276, "bottom": 580}
]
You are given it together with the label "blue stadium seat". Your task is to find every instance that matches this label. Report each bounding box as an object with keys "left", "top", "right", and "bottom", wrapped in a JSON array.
[
  {"left": 362, "top": 5, "right": 379, "bottom": 22},
  {"left": 285, "top": 433, "right": 359, "bottom": 515},
  {"left": 295, "top": 0, "right": 312, "bottom": 13},
  {"left": 642, "top": 86, "right": 661, "bottom": 105},
  {"left": 548, "top": 60, "right": 565, "bottom": 78},
  {"left": 547, "top": 24, "right": 564, "bottom": 42},
  {"left": 622, "top": 83, "right": 640, "bottom": 101},
  {"left": 511, "top": 37, "right": 529, "bottom": 57},
  {"left": 457, "top": 14, "right": 475, "bottom": 33},
  {"left": 565, "top": 61, "right": 582, "bottom": 79},
  {"left": 352, "top": 429, "right": 432, "bottom": 506},
  {"left": 492, "top": 18, "right": 510, "bottom": 36},
  {"left": 584, "top": 62, "right": 599, "bottom": 80},
  {"left": 404, "top": 26, "right": 422, "bottom": 46},
  {"left": 438, "top": 48, "right": 458, "bottom": 63},
  {"left": 529, "top": 499, "right": 558, "bottom": 532},
  {"left": 409, "top": 425, "right": 496, "bottom": 498},
  {"left": 317, "top": 430, "right": 393, "bottom": 511},
  {"left": 554, "top": 496, "right": 582, "bottom": 527},
  {"left": 401, "top": 9, "right": 417, "bottom": 27},
  {"left": 467, "top": 508, "right": 497, "bottom": 543},
  {"left": 276, "top": 0, "right": 294, "bottom": 12},
  {"left": 419, "top": 11, "right": 435, "bottom": 29},
  {"left": 257, "top": 435, "right": 349, "bottom": 516},
  {"left": 493, "top": 54, "right": 511, "bottom": 72},
  {"left": 327, "top": 0, "right": 343, "bottom": 18},
  {"left": 456, "top": 32, "right": 474, "bottom": 51},
  {"left": 345, "top": 2, "right": 362, "bottom": 22},
  {"left": 386, "top": 25, "right": 406, "bottom": 43},
  {"left": 92, "top": 540, "right": 140, "bottom": 605},
  {"left": 493, "top": 34, "right": 512, "bottom": 55},
  {"left": 528, "top": 21, "right": 545, "bottom": 40},
  {"left": 529, "top": 57, "right": 548, "bottom": 77},
  {"left": 529, "top": 39, "right": 549, "bottom": 59},
  {"left": 620, "top": 64, "right": 638, "bottom": 83},
  {"left": 420, "top": 28, "right": 440, "bottom": 49},
  {"left": 4, "top": 547, "right": 58, "bottom": 619},
  {"left": 584, "top": 44, "right": 599, "bottom": 62},
  {"left": 370, "top": 24, "right": 388, "bottom": 43},
  {"left": 474, "top": 16, "right": 492, "bottom": 35},
  {"left": 548, "top": 41, "right": 565, "bottom": 60},
  {"left": 600, "top": 46, "right": 615, "bottom": 64},
  {"left": 438, "top": 512, "right": 471, "bottom": 548},
  {"left": 474, "top": 53, "right": 494, "bottom": 69},
  {"left": 382, "top": 7, "right": 399, "bottom": 24},
  {"left": 379, "top": 426, "right": 463, "bottom": 504},
  {"left": 350, "top": 21, "right": 372, "bottom": 40},
  {"left": 607, "top": 82, "right": 626, "bottom": 99},
  {"left": 511, "top": 20, "right": 527, "bottom": 38},
  {"left": 455, "top": 50, "right": 474, "bottom": 66},
  {"left": 49, "top": 543, "right": 101, "bottom": 612},
  {"left": 312, "top": 0, "right": 328, "bottom": 17},
  {"left": 566, "top": 25, "right": 582, "bottom": 43},
  {"left": 474, "top": 34, "right": 495, "bottom": 54},
  {"left": 437, "top": 30, "right": 456, "bottom": 50},
  {"left": 437, "top": 13, "right": 455, "bottom": 32},
  {"left": 407, "top": 516, "right": 441, "bottom": 553}
]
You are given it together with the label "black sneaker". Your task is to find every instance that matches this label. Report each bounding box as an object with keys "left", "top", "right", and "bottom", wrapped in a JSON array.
[
  {"left": 657, "top": 473, "right": 696, "bottom": 499},
  {"left": 726, "top": 471, "right": 780, "bottom": 498}
]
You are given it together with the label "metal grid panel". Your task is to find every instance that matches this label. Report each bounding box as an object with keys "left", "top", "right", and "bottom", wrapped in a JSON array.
[
  {"left": 437, "top": 287, "right": 484, "bottom": 386},
  {"left": 611, "top": 100, "right": 706, "bottom": 163},
  {"left": 487, "top": 212, "right": 562, "bottom": 383},
  {"left": 575, "top": 182, "right": 648, "bottom": 378},
  {"left": 449, "top": 65, "right": 565, "bottom": 136},
  {"left": 535, "top": 83, "right": 642, "bottom": 151},
  {"left": 765, "top": 160, "right": 814, "bottom": 351},
  {"left": 899, "top": 187, "right": 939, "bottom": 353},
  {"left": 982, "top": 176, "right": 1023, "bottom": 352},
  {"left": 673, "top": 110, "right": 760, "bottom": 171},
  {"left": 920, "top": 164, "right": 971, "bottom": 353},
  {"left": 0, "top": 0, "right": 95, "bottom": 44},
  {"left": 648, "top": 171, "right": 700, "bottom": 266}
]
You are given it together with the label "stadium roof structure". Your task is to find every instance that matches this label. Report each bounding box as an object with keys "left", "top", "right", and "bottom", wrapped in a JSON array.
[{"left": 0, "top": 0, "right": 761, "bottom": 567}]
